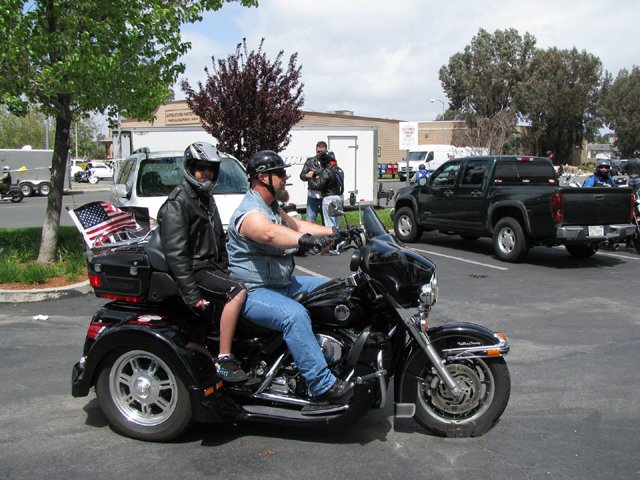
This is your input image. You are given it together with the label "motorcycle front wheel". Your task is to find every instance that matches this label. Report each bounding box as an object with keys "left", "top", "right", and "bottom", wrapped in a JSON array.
[
  {"left": 10, "top": 190, "right": 23, "bottom": 203},
  {"left": 414, "top": 356, "right": 510, "bottom": 437},
  {"left": 96, "top": 347, "right": 192, "bottom": 442}
]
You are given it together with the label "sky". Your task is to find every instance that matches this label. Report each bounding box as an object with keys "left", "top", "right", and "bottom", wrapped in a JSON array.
[{"left": 173, "top": 0, "right": 639, "bottom": 123}]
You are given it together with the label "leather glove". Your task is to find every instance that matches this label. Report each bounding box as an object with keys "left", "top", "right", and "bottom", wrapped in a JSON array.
[
  {"left": 332, "top": 225, "right": 362, "bottom": 238},
  {"left": 298, "top": 233, "right": 334, "bottom": 252}
]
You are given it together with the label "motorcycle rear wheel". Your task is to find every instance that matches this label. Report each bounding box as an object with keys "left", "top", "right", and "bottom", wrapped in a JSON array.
[
  {"left": 414, "top": 356, "right": 510, "bottom": 437},
  {"left": 96, "top": 347, "right": 192, "bottom": 442},
  {"left": 10, "top": 190, "right": 23, "bottom": 203}
]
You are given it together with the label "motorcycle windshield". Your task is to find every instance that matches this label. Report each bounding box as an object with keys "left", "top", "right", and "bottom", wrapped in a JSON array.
[{"left": 362, "top": 207, "right": 436, "bottom": 308}]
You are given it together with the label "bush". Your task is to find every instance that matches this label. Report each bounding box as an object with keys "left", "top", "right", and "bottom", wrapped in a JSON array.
[{"left": 0, "top": 227, "right": 86, "bottom": 285}]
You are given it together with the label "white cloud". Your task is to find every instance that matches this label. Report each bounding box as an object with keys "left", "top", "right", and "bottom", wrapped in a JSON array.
[{"left": 175, "top": 0, "right": 640, "bottom": 121}]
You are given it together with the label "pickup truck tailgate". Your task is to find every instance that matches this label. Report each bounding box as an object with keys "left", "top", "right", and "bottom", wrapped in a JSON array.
[{"left": 559, "top": 187, "right": 633, "bottom": 225}]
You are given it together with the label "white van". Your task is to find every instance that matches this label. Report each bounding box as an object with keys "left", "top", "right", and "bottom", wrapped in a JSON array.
[
  {"left": 109, "top": 149, "right": 249, "bottom": 229},
  {"left": 398, "top": 145, "right": 488, "bottom": 181}
]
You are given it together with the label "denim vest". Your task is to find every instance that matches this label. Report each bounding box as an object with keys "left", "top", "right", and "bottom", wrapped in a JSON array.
[{"left": 227, "top": 190, "right": 297, "bottom": 290}]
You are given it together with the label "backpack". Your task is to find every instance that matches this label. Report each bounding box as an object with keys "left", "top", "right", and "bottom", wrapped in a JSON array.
[{"left": 333, "top": 166, "right": 344, "bottom": 195}]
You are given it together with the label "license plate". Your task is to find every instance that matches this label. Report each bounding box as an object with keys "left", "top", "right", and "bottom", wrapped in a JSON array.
[{"left": 588, "top": 226, "right": 604, "bottom": 236}]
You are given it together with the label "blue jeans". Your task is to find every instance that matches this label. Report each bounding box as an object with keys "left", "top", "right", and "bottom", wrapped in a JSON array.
[
  {"left": 242, "top": 276, "right": 335, "bottom": 396},
  {"left": 306, "top": 196, "right": 322, "bottom": 225},
  {"left": 322, "top": 202, "right": 341, "bottom": 230}
]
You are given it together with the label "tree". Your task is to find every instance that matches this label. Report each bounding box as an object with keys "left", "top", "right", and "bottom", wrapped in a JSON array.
[
  {"left": 0, "top": 105, "right": 54, "bottom": 149},
  {"left": 435, "top": 109, "right": 464, "bottom": 121},
  {"left": 0, "top": 0, "right": 258, "bottom": 264},
  {"left": 519, "top": 47, "right": 605, "bottom": 162},
  {"left": 604, "top": 66, "right": 640, "bottom": 157},
  {"left": 439, "top": 28, "right": 537, "bottom": 118},
  {"left": 451, "top": 109, "right": 519, "bottom": 155},
  {"left": 181, "top": 38, "right": 304, "bottom": 163}
]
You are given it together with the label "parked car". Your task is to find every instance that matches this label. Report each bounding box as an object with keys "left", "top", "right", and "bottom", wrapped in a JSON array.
[
  {"left": 109, "top": 148, "right": 249, "bottom": 228},
  {"left": 392, "top": 155, "right": 635, "bottom": 263}
]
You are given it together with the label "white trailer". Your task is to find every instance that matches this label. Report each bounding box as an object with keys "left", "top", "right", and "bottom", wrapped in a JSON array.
[
  {"left": 111, "top": 124, "right": 379, "bottom": 208},
  {"left": 0, "top": 148, "right": 72, "bottom": 196}
]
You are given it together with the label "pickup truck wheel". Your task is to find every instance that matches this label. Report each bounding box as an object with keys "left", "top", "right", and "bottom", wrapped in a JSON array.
[
  {"left": 394, "top": 207, "right": 423, "bottom": 243},
  {"left": 493, "top": 217, "right": 529, "bottom": 263},
  {"left": 565, "top": 244, "right": 598, "bottom": 258},
  {"left": 398, "top": 174, "right": 407, "bottom": 182}
]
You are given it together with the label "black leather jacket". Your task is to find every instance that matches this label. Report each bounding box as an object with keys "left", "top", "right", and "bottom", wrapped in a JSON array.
[
  {"left": 308, "top": 164, "right": 344, "bottom": 197},
  {"left": 157, "top": 177, "right": 227, "bottom": 305},
  {"left": 299, "top": 155, "right": 322, "bottom": 187}
]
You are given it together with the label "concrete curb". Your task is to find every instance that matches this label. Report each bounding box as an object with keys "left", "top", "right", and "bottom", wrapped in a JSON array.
[{"left": 0, "top": 280, "right": 93, "bottom": 303}]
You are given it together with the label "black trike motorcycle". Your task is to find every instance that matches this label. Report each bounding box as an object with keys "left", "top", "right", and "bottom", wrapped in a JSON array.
[{"left": 71, "top": 206, "right": 511, "bottom": 441}]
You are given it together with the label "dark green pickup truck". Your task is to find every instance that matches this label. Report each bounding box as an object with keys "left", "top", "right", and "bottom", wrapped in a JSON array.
[{"left": 392, "top": 156, "right": 636, "bottom": 262}]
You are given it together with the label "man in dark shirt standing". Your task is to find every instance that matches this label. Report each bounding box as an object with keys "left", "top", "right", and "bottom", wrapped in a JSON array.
[{"left": 299, "top": 141, "right": 327, "bottom": 224}]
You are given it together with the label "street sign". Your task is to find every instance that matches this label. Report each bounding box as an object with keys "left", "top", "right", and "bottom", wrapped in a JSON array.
[{"left": 399, "top": 122, "right": 418, "bottom": 150}]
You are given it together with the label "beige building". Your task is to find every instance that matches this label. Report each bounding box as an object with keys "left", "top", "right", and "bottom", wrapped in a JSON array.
[{"left": 111, "top": 100, "right": 467, "bottom": 166}]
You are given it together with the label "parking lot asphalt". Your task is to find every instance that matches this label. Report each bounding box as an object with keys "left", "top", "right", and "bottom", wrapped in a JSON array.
[{"left": 1, "top": 234, "right": 639, "bottom": 479}]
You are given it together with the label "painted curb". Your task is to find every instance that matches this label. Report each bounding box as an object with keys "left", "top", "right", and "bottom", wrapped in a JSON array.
[{"left": 0, "top": 280, "right": 93, "bottom": 303}]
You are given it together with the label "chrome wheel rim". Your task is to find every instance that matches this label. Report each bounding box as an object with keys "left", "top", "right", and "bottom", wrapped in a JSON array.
[
  {"left": 109, "top": 350, "right": 178, "bottom": 426},
  {"left": 397, "top": 215, "right": 413, "bottom": 237},
  {"left": 418, "top": 359, "right": 495, "bottom": 421},
  {"left": 497, "top": 227, "right": 516, "bottom": 254}
]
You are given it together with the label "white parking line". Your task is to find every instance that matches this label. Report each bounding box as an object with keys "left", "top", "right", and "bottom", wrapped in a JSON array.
[
  {"left": 551, "top": 246, "right": 640, "bottom": 261},
  {"left": 411, "top": 247, "right": 509, "bottom": 271},
  {"left": 295, "top": 265, "right": 330, "bottom": 278}
]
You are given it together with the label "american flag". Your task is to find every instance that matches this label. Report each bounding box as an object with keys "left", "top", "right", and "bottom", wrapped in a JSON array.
[{"left": 69, "top": 201, "right": 138, "bottom": 246}]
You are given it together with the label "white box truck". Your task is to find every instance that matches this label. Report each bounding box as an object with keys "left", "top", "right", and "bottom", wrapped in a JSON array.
[
  {"left": 110, "top": 124, "right": 379, "bottom": 209},
  {"left": 398, "top": 144, "right": 489, "bottom": 182}
]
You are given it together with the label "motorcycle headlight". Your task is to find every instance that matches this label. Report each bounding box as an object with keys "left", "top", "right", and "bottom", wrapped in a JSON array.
[{"left": 419, "top": 274, "right": 438, "bottom": 306}]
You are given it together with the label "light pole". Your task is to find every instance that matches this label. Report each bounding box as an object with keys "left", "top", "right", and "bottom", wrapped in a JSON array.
[{"left": 431, "top": 98, "right": 445, "bottom": 144}]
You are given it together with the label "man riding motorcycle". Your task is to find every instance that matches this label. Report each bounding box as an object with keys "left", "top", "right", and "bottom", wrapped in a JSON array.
[
  {"left": 583, "top": 159, "right": 616, "bottom": 187},
  {"left": 226, "top": 150, "right": 355, "bottom": 403},
  {"left": 0, "top": 166, "right": 11, "bottom": 192}
]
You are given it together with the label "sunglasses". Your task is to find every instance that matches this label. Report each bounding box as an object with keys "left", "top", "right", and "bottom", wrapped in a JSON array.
[
  {"left": 193, "top": 163, "right": 216, "bottom": 172},
  {"left": 597, "top": 165, "right": 611, "bottom": 170},
  {"left": 272, "top": 169, "right": 288, "bottom": 179}
]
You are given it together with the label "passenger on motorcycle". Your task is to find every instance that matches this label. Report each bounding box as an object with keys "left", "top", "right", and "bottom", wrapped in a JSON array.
[
  {"left": 583, "top": 159, "right": 616, "bottom": 187},
  {"left": 0, "top": 166, "right": 11, "bottom": 192},
  {"left": 156, "top": 142, "right": 248, "bottom": 383},
  {"left": 226, "top": 151, "right": 356, "bottom": 403}
]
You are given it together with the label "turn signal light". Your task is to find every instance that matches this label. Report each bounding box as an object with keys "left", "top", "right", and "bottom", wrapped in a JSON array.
[
  {"left": 487, "top": 349, "right": 500, "bottom": 356},
  {"left": 496, "top": 332, "right": 507, "bottom": 341},
  {"left": 87, "top": 323, "right": 106, "bottom": 339}
]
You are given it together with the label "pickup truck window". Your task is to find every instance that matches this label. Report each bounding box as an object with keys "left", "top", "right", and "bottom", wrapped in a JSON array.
[
  {"left": 494, "top": 161, "right": 557, "bottom": 184},
  {"left": 431, "top": 161, "right": 461, "bottom": 186},
  {"left": 461, "top": 160, "right": 488, "bottom": 185}
]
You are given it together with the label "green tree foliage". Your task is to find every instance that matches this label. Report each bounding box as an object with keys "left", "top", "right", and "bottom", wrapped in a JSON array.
[
  {"left": 0, "top": 105, "right": 54, "bottom": 149},
  {"left": 439, "top": 28, "right": 607, "bottom": 162},
  {"left": 181, "top": 39, "right": 304, "bottom": 163},
  {"left": 519, "top": 47, "right": 605, "bottom": 161},
  {"left": 0, "top": 0, "right": 258, "bottom": 263},
  {"left": 604, "top": 66, "right": 640, "bottom": 157},
  {"left": 439, "top": 28, "right": 537, "bottom": 118}
]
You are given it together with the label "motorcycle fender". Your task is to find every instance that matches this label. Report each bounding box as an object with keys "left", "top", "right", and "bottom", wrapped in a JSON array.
[
  {"left": 72, "top": 323, "right": 217, "bottom": 398},
  {"left": 394, "top": 322, "right": 508, "bottom": 412}
]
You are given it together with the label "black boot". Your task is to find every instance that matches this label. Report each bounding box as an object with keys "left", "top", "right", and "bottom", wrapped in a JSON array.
[{"left": 315, "top": 378, "right": 355, "bottom": 404}]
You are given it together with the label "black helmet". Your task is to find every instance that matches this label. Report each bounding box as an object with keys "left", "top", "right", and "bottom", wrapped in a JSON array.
[
  {"left": 183, "top": 142, "right": 221, "bottom": 193},
  {"left": 318, "top": 150, "right": 336, "bottom": 167},
  {"left": 247, "top": 151, "right": 291, "bottom": 179},
  {"left": 419, "top": 164, "right": 426, "bottom": 170}
]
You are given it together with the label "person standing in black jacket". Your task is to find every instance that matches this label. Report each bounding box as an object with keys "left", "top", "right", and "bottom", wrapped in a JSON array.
[
  {"left": 308, "top": 150, "right": 345, "bottom": 232},
  {"left": 157, "top": 142, "right": 248, "bottom": 383},
  {"left": 627, "top": 151, "right": 640, "bottom": 192},
  {"left": 299, "top": 140, "right": 327, "bottom": 224}
]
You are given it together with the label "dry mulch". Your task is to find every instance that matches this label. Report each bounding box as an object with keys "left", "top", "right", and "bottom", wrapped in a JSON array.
[{"left": 0, "top": 274, "right": 89, "bottom": 291}]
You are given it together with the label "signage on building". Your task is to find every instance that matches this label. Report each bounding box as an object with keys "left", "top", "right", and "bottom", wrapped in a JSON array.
[
  {"left": 399, "top": 122, "right": 418, "bottom": 150},
  {"left": 165, "top": 108, "right": 201, "bottom": 125}
]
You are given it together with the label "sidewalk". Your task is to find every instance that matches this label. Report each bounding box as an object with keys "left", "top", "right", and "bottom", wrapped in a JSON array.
[{"left": 0, "top": 280, "right": 92, "bottom": 303}]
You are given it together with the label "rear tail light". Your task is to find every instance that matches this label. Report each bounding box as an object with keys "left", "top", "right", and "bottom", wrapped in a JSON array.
[
  {"left": 519, "top": 157, "right": 532, "bottom": 161},
  {"left": 88, "top": 274, "right": 102, "bottom": 287},
  {"left": 97, "top": 293, "right": 143, "bottom": 302},
  {"left": 551, "top": 193, "right": 564, "bottom": 222},
  {"left": 87, "top": 323, "right": 107, "bottom": 339}
]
